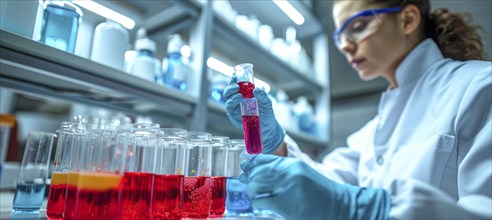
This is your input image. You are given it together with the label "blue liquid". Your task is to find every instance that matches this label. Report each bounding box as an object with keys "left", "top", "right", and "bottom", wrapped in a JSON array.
[
  {"left": 226, "top": 177, "right": 253, "bottom": 215},
  {"left": 12, "top": 183, "right": 46, "bottom": 212},
  {"left": 40, "top": 3, "right": 81, "bottom": 53},
  {"left": 164, "top": 53, "right": 188, "bottom": 91}
]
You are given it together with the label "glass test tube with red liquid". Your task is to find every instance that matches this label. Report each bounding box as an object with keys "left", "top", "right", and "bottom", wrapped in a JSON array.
[
  {"left": 235, "top": 63, "right": 263, "bottom": 154},
  {"left": 210, "top": 136, "right": 229, "bottom": 217},
  {"left": 182, "top": 132, "right": 213, "bottom": 218}
]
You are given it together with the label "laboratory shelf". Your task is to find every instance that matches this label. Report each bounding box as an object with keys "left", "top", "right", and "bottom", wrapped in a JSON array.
[
  {"left": 212, "top": 14, "right": 324, "bottom": 98},
  {"left": 0, "top": 30, "right": 197, "bottom": 121}
]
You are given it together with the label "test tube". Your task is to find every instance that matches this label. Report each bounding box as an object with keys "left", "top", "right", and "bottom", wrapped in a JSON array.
[
  {"left": 151, "top": 128, "right": 187, "bottom": 219},
  {"left": 46, "top": 122, "right": 74, "bottom": 218},
  {"left": 225, "top": 139, "right": 253, "bottom": 215},
  {"left": 121, "top": 123, "right": 160, "bottom": 219},
  {"left": 63, "top": 116, "right": 87, "bottom": 220},
  {"left": 234, "top": 63, "right": 263, "bottom": 154},
  {"left": 71, "top": 117, "right": 124, "bottom": 220},
  {"left": 182, "top": 132, "right": 213, "bottom": 218},
  {"left": 210, "top": 136, "right": 229, "bottom": 217},
  {"left": 12, "top": 131, "right": 56, "bottom": 214}
]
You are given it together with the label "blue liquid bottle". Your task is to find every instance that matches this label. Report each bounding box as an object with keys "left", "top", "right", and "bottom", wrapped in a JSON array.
[
  {"left": 160, "top": 34, "right": 188, "bottom": 91},
  {"left": 39, "top": 0, "right": 82, "bottom": 53}
]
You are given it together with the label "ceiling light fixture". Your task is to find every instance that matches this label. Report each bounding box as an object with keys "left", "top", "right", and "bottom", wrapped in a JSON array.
[
  {"left": 74, "top": 0, "right": 135, "bottom": 29},
  {"left": 272, "top": 0, "right": 305, "bottom": 25},
  {"left": 207, "top": 57, "right": 271, "bottom": 93}
]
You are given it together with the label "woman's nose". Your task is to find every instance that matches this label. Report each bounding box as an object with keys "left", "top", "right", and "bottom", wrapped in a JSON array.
[{"left": 338, "top": 37, "right": 356, "bottom": 54}]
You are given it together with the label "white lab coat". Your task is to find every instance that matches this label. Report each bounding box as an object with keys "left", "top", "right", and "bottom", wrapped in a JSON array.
[{"left": 285, "top": 39, "right": 492, "bottom": 219}]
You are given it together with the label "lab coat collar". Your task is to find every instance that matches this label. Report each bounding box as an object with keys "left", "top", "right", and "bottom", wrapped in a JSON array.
[{"left": 394, "top": 39, "right": 444, "bottom": 88}]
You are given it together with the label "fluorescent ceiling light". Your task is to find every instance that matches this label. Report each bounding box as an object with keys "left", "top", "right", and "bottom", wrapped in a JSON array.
[
  {"left": 207, "top": 57, "right": 234, "bottom": 77},
  {"left": 74, "top": 0, "right": 135, "bottom": 29},
  {"left": 272, "top": 0, "right": 305, "bottom": 25},
  {"left": 207, "top": 57, "right": 271, "bottom": 93}
]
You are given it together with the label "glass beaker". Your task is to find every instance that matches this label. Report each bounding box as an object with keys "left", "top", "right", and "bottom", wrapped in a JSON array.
[
  {"left": 225, "top": 139, "right": 253, "bottom": 215},
  {"left": 12, "top": 131, "right": 56, "bottom": 213},
  {"left": 121, "top": 123, "right": 160, "bottom": 219},
  {"left": 46, "top": 121, "right": 74, "bottom": 218},
  {"left": 39, "top": 0, "right": 82, "bottom": 53},
  {"left": 182, "top": 132, "right": 213, "bottom": 218},
  {"left": 234, "top": 63, "right": 263, "bottom": 154},
  {"left": 71, "top": 118, "right": 124, "bottom": 220},
  {"left": 152, "top": 128, "right": 187, "bottom": 220},
  {"left": 210, "top": 136, "right": 229, "bottom": 217}
]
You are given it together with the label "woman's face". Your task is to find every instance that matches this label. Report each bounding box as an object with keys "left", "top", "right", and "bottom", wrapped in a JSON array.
[{"left": 333, "top": 1, "right": 409, "bottom": 86}]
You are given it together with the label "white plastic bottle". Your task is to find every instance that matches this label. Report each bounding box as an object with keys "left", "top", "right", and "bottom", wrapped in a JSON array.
[
  {"left": 90, "top": 20, "right": 128, "bottom": 71},
  {"left": 126, "top": 28, "right": 160, "bottom": 82},
  {"left": 275, "top": 90, "right": 293, "bottom": 130}
]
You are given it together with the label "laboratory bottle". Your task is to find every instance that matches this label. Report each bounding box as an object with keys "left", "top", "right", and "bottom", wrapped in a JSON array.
[
  {"left": 275, "top": 89, "right": 293, "bottom": 130},
  {"left": 294, "top": 96, "right": 316, "bottom": 135},
  {"left": 160, "top": 34, "right": 188, "bottom": 91},
  {"left": 209, "top": 72, "right": 229, "bottom": 103},
  {"left": 39, "top": 0, "right": 82, "bottom": 53},
  {"left": 235, "top": 63, "right": 263, "bottom": 154},
  {"left": 90, "top": 20, "right": 129, "bottom": 71},
  {"left": 126, "top": 28, "right": 161, "bottom": 82}
]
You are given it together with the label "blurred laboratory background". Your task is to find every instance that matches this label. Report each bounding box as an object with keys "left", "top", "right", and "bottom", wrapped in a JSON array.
[{"left": 0, "top": 0, "right": 491, "bottom": 189}]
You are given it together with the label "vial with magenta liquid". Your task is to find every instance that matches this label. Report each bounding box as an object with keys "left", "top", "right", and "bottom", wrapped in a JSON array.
[{"left": 234, "top": 63, "right": 263, "bottom": 154}]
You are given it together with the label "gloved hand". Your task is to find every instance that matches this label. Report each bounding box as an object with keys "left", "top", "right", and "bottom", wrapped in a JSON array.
[
  {"left": 223, "top": 76, "right": 285, "bottom": 154},
  {"left": 240, "top": 154, "right": 391, "bottom": 219}
]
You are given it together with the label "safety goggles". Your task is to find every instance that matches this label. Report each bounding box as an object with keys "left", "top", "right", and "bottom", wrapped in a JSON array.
[{"left": 333, "top": 7, "right": 402, "bottom": 49}]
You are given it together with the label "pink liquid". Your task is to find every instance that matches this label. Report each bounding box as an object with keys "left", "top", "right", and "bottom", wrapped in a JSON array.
[
  {"left": 152, "top": 174, "right": 184, "bottom": 220},
  {"left": 182, "top": 176, "right": 213, "bottom": 218},
  {"left": 121, "top": 172, "right": 154, "bottom": 219},
  {"left": 238, "top": 81, "right": 255, "bottom": 98},
  {"left": 210, "top": 176, "right": 227, "bottom": 217},
  {"left": 46, "top": 184, "right": 66, "bottom": 218},
  {"left": 64, "top": 185, "right": 78, "bottom": 220},
  {"left": 242, "top": 115, "right": 263, "bottom": 154}
]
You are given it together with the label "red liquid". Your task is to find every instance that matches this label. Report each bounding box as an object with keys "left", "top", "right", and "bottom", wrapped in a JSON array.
[
  {"left": 121, "top": 172, "right": 154, "bottom": 219},
  {"left": 75, "top": 188, "right": 121, "bottom": 219},
  {"left": 152, "top": 174, "right": 184, "bottom": 220},
  {"left": 242, "top": 115, "right": 263, "bottom": 154},
  {"left": 46, "top": 183, "right": 66, "bottom": 218},
  {"left": 64, "top": 185, "right": 78, "bottom": 220},
  {"left": 210, "top": 176, "right": 227, "bottom": 217},
  {"left": 47, "top": 172, "right": 68, "bottom": 218},
  {"left": 71, "top": 172, "right": 123, "bottom": 220},
  {"left": 238, "top": 81, "right": 255, "bottom": 98},
  {"left": 182, "top": 176, "right": 213, "bottom": 218}
]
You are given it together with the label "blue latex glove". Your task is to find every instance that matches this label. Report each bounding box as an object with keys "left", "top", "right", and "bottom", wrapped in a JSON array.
[
  {"left": 223, "top": 76, "right": 285, "bottom": 154},
  {"left": 240, "top": 154, "right": 391, "bottom": 219}
]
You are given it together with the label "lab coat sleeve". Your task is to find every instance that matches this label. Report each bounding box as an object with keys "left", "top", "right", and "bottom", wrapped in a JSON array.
[
  {"left": 284, "top": 134, "right": 360, "bottom": 185},
  {"left": 389, "top": 65, "right": 492, "bottom": 219}
]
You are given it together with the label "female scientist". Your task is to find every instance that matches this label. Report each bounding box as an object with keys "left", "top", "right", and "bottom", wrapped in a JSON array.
[{"left": 224, "top": 0, "right": 491, "bottom": 219}]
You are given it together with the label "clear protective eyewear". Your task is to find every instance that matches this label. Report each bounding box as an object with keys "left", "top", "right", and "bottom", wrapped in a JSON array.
[{"left": 333, "top": 7, "right": 402, "bottom": 49}]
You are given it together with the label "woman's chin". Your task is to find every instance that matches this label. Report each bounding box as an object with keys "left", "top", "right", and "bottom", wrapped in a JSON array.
[{"left": 357, "top": 70, "right": 379, "bottom": 81}]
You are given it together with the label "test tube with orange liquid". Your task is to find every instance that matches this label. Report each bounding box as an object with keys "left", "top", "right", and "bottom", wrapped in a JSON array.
[{"left": 67, "top": 117, "right": 128, "bottom": 220}]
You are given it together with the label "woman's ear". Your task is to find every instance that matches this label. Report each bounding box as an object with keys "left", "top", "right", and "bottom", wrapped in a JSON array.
[{"left": 399, "top": 4, "right": 421, "bottom": 35}]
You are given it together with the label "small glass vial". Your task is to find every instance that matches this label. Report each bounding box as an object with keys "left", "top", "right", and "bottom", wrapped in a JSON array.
[{"left": 235, "top": 63, "right": 263, "bottom": 154}]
